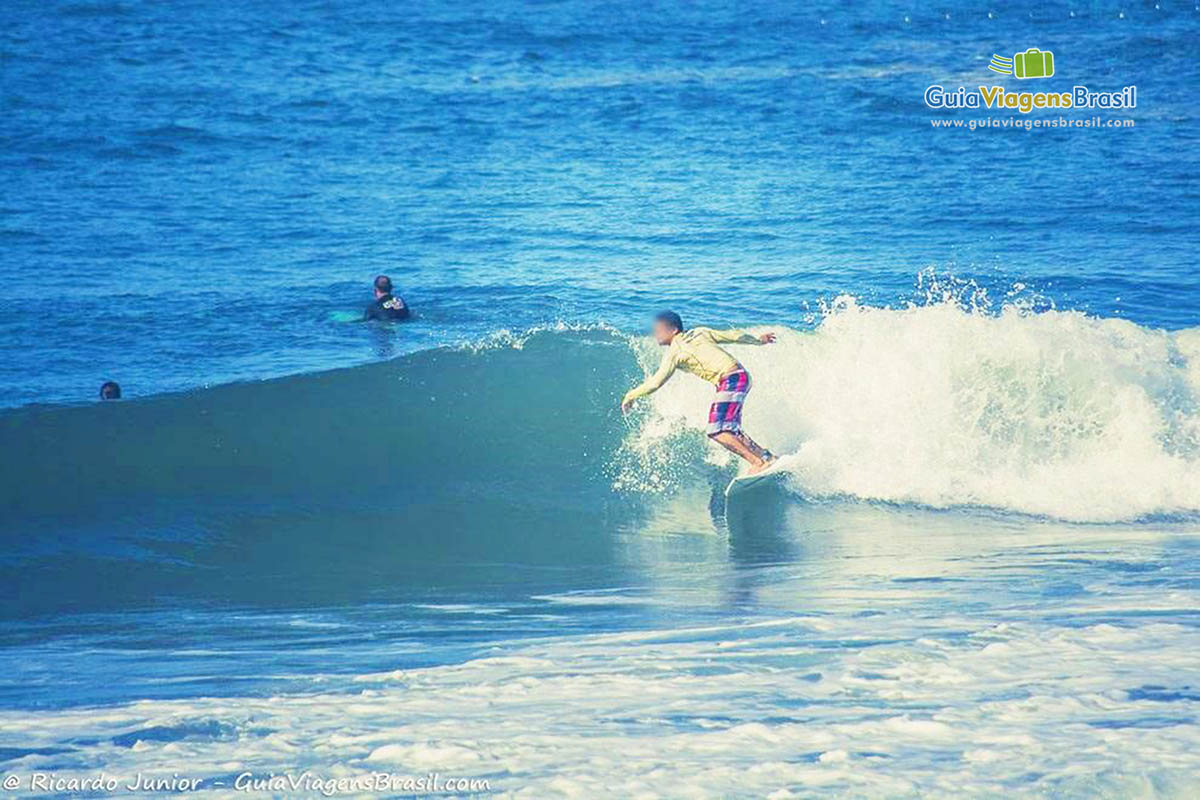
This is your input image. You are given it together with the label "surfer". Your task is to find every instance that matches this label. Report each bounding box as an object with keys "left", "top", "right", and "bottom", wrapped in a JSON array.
[
  {"left": 99, "top": 381, "right": 121, "bottom": 400},
  {"left": 621, "top": 311, "right": 778, "bottom": 474},
  {"left": 364, "top": 275, "right": 410, "bottom": 321}
]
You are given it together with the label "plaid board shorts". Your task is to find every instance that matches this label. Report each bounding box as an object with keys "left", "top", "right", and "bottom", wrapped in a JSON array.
[{"left": 706, "top": 368, "right": 751, "bottom": 435}]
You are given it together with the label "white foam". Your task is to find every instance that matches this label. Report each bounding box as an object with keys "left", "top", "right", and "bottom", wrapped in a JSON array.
[
  {"left": 4, "top": 617, "right": 1198, "bottom": 798},
  {"left": 623, "top": 300, "right": 1200, "bottom": 522},
  {"left": 4, "top": 518, "right": 1199, "bottom": 799}
]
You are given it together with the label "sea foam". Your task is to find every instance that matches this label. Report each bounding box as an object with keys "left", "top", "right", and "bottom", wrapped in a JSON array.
[{"left": 627, "top": 299, "right": 1200, "bottom": 522}]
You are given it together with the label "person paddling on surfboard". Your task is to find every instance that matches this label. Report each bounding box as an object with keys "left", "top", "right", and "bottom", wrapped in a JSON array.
[{"left": 621, "top": 311, "right": 778, "bottom": 474}]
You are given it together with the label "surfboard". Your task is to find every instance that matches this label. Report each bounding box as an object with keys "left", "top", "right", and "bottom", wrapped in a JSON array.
[
  {"left": 328, "top": 310, "right": 364, "bottom": 323},
  {"left": 724, "top": 453, "right": 798, "bottom": 498}
]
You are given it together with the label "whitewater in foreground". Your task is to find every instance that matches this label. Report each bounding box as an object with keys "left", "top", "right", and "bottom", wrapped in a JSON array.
[{"left": 1, "top": 512, "right": 1197, "bottom": 798}]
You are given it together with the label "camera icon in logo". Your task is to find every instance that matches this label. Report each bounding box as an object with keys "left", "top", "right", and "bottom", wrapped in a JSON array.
[{"left": 988, "top": 48, "right": 1055, "bottom": 79}]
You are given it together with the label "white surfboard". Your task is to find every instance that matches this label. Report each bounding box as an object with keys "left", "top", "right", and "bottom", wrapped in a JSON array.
[{"left": 724, "top": 453, "right": 799, "bottom": 498}]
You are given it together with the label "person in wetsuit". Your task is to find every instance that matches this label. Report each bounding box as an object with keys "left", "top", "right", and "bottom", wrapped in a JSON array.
[{"left": 364, "top": 275, "right": 410, "bottom": 321}]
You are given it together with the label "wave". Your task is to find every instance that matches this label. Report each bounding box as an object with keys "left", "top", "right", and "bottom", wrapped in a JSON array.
[
  {"left": 4, "top": 304, "right": 1199, "bottom": 533},
  {"left": 624, "top": 298, "right": 1200, "bottom": 522},
  {"left": 0, "top": 325, "right": 630, "bottom": 521},
  {"left": 2, "top": 301, "right": 1199, "bottom": 615},
  {"left": 0, "top": 328, "right": 641, "bottom": 616}
]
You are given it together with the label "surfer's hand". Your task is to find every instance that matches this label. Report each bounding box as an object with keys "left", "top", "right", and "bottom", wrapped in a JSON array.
[
  {"left": 621, "top": 399, "right": 634, "bottom": 413},
  {"left": 759, "top": 332, "right": 777, "bottom": 344}
]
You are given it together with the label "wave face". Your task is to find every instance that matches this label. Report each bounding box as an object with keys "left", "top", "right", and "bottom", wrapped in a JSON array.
[
  {"left": 627, "top": 300, "right": 1200, "bottom": 522},
  {"left": 0, "top": 329, "right": 642, "bottom": 617}
]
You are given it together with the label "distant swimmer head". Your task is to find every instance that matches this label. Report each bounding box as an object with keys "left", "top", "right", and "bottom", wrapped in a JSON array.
[
  {"left": 652, "top": 310, "right": 683, "bottom": 345},
  {"left": 99, "top": 381, "right": 121, "bottom": 401},
  {"left": 373, "top": 274, "right": 393, "bottom": 298}
]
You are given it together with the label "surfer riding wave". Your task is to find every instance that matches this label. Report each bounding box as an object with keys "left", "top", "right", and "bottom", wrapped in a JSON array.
[{"left": 621, "top": 311, "right": 778, "bottom": 474}]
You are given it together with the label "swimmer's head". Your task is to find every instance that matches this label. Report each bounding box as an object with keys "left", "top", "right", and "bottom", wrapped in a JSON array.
[
  {"left": 652, "top": 311, "right": 683, "bottom": 345},
  {"left": 99, "top": 381, "right": 121, "bottom": 401},
  {"left": 373, "top": 275, "right": 393, "bottom": 298}
]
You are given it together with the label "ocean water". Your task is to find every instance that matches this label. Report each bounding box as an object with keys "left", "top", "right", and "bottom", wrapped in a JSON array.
[{"left": 3, "top": 0, "right": 1200, "bottom": 797}]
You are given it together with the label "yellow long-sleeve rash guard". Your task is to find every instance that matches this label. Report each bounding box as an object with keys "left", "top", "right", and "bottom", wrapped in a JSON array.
[{"left": 623, "top": 327, "right": 762, "bottom": 404}]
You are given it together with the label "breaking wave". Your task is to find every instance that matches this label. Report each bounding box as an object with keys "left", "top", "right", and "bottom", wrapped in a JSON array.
[
  {"left": 3, "top": 297, "right": 1199, "bottom": 615},
  {"left": 625, "top": 298, "right": 1200, "bottom": 522}
]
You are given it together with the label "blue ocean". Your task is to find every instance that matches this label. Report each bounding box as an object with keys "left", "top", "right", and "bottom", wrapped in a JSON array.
[{"left": 2, "top": 0, "right": 1200, "bottom": 796}]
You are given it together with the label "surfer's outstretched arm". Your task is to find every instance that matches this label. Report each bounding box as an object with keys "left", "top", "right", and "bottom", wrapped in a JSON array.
[
  {"left": 709, "top": 329, "right": 776, "bottom": 345},
  {"left": 621, "top": 350, "right": 678, "bottom": 412}
]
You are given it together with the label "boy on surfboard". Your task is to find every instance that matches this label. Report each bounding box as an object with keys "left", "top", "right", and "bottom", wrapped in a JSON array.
[{"left": 622, "top": 311, "right": 778, "bottom": 474}]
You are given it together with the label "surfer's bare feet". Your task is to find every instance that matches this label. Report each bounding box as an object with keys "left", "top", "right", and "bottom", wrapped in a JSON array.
[{"left": 747, "top": 457, "right": 775, "bottom": 475}]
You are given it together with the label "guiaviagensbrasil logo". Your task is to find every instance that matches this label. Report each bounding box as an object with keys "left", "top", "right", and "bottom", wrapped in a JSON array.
[
  {"left": 988, "top": 48, "right": 1055, "bottom": 79},
  {"left": 925, "top": 47, "right": 1136, "bottom": 115}
]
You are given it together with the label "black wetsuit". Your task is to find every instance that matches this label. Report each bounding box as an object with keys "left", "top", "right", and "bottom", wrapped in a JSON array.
[{"left": 365, "top": 292, "right": 410, "bottom": 321}]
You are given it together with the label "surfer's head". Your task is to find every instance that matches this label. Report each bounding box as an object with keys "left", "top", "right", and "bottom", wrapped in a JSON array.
[
  {"left": 373, "top": 275, "right": 393, "bottom": 299},
  {"left": 652, "top": 311, "right": 683, "bottom": 345},
  {"left": 99, "top": 381, "right": 121, "bottom": 401}
]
